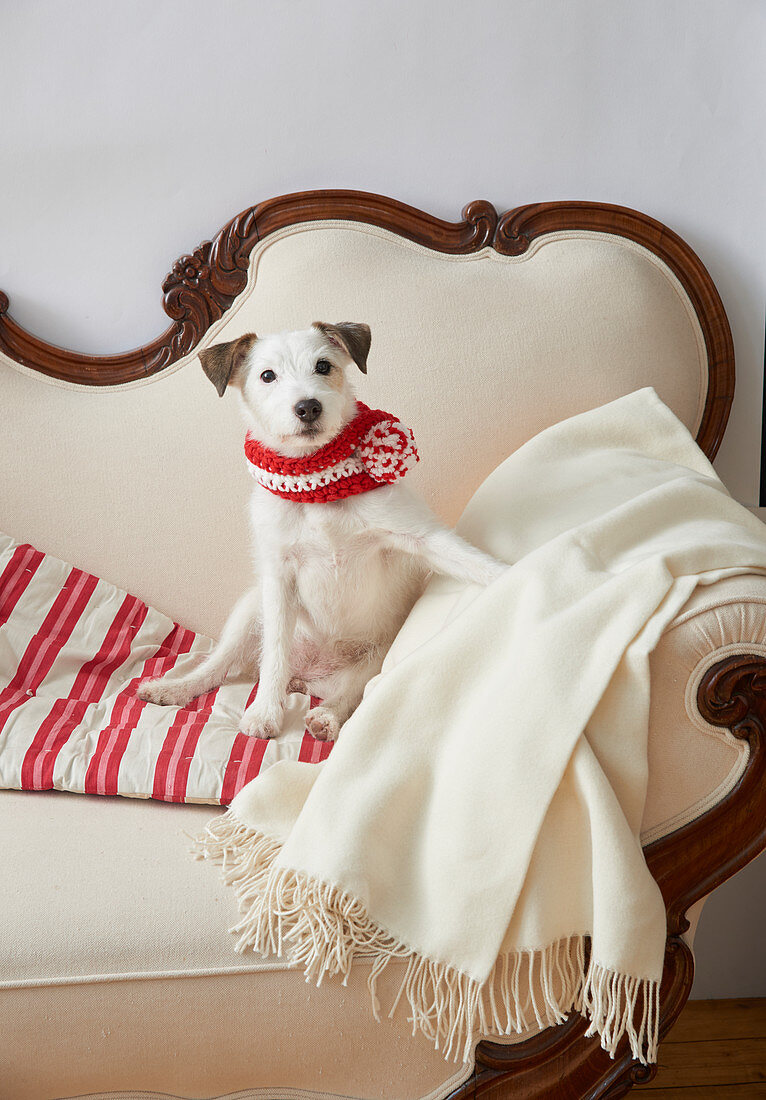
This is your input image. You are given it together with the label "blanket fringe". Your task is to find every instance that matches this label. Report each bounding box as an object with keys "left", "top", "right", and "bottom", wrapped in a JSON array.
[{"left": 194, "top": 812, "right": 659, "bottom": 1066}]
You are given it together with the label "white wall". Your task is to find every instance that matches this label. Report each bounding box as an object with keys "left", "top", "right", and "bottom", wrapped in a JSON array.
[{"left": 2, "top": 0, "right": 765, "bottom": 999}]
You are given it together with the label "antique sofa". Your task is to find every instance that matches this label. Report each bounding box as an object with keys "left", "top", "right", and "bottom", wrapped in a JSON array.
[{"left": 1, "top": 191, "right": 765, "bottom": 1099}]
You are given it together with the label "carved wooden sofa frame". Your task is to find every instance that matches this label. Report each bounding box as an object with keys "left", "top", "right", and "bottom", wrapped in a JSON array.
[{"left": 1, "top": 191, "right": 763, "bottom": 1100}]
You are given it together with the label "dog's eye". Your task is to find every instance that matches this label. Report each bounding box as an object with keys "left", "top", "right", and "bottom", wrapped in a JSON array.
[
  {"left": 260, "top": 370, "right": 276, "bottom": 383},
  {"left": 315, "top": 359, "right": 332, "bottom": 375}
]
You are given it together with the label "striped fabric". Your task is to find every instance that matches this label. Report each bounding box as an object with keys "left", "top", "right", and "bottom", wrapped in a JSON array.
[{"left": 0, "top": 534, "right": 333, "bottom": 804}]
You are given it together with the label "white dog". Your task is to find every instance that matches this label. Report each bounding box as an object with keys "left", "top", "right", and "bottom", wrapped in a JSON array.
[{"left": 138, "top": 323, "right": 505, "bottom": 740}]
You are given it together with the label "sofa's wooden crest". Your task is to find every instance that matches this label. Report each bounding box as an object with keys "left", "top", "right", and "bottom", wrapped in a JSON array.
[
  {"left": 0, "top": 191, "right": 734, "bottom": 460},
  {"left": 2, "top": 191, "right": 760, "bottom": 1099}
]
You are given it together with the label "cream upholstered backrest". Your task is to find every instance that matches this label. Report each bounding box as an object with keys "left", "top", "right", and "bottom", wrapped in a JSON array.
[{"left": 0, "top": 209, "right": 721, "bottom": 636}]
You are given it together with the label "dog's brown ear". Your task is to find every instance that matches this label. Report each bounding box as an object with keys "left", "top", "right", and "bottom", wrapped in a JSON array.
[
  {"left": 199, "top": 334, "right": 258, "bottom": 396},
  {"left": 313, "top": 322, "right": 371, "bottom": 374}
]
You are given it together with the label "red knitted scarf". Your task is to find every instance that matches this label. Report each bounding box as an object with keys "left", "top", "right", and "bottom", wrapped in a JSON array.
[{"left": 243, "top": 401, "right": 419, "bottom": 503}]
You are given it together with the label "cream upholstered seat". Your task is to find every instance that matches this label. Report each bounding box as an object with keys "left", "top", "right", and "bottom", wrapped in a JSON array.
[
  {"left": 0, "top": 792, "right": 472, "bottom": 1100},
  {"left": 0, "top": 195, "right": 763, "bottom": 1098}
]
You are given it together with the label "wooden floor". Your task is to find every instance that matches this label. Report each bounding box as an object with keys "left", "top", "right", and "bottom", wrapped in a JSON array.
[{"left": 636, "top": 998, "right": 766, "bottom": 1097}]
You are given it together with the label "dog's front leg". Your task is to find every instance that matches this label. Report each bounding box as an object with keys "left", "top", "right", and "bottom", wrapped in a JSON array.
[
  {"left": 137, "top": 586, "right": 262, "bottom": 707},
  {"left": 240, "top": 571, "right": 297, "bottom": 738},
  {"left": 306, "top": 646, "right": 387, "bottom": 742},
  {"left": 383, "top": 521, "right": 507, "bottom": 587}
]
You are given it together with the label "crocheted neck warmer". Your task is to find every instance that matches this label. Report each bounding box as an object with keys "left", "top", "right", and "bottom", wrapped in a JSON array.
[{"left": 244, "top": 401, "right": 419, "bottom": 503}]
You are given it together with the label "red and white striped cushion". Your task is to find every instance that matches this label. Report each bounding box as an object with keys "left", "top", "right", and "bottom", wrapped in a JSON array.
[{"left": 0, "top": 534, "right": 333, "bottom": 804}]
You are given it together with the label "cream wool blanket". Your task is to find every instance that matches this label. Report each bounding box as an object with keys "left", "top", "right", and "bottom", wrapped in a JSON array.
[{"left": 196, "top": 389, "right": 766, "bottom": 1066}]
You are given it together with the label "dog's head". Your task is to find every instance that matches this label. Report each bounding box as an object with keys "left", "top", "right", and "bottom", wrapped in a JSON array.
[{"left": 199, "top": 322, "right": 371, "bottom": 455}]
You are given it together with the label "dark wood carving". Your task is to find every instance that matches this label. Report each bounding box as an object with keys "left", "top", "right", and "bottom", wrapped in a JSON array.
[
  {"left": 0, "top": 191, "right": 734, "bottom": 460},
  {"left": 444, "top": 653, "right": 766, "bottom": 1098}
]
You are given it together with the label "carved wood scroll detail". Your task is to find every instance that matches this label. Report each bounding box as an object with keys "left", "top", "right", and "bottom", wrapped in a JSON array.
[
  {"left": 0, "top": 191, "right": 733, "bottom": 459},
  {"left": 161, "top": 207, "right": 259, "bottom": 353}
]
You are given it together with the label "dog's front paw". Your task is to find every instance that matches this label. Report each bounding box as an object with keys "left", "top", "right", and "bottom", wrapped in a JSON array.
[
  {"left": 240, "top": 702, "right": 282, "bottom": 739},
  {"left": 306, "top": 706, "right": 341, "bottom": 742},
  {"left": 137, "top": 678, "right": 197, "bottom": 707},
  {"left": 474, "top": 559, "right": 508, "bottom": 586}
]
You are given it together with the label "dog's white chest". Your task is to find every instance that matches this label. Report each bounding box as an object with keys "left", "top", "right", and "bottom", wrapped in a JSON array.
[
  {"left": 253, "top": 492, "right": 375, "bottom": 555},
  {"left": 249, "top": 488, "right": 413, "bottom": 642},
  {"left": 288, "top": 507, "right": 389, "bottom": 610}
]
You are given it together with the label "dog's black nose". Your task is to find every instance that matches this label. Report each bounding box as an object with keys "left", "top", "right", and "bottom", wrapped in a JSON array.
[{"left": 294, "top": 398, "right": 322, "bottom": 423}]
